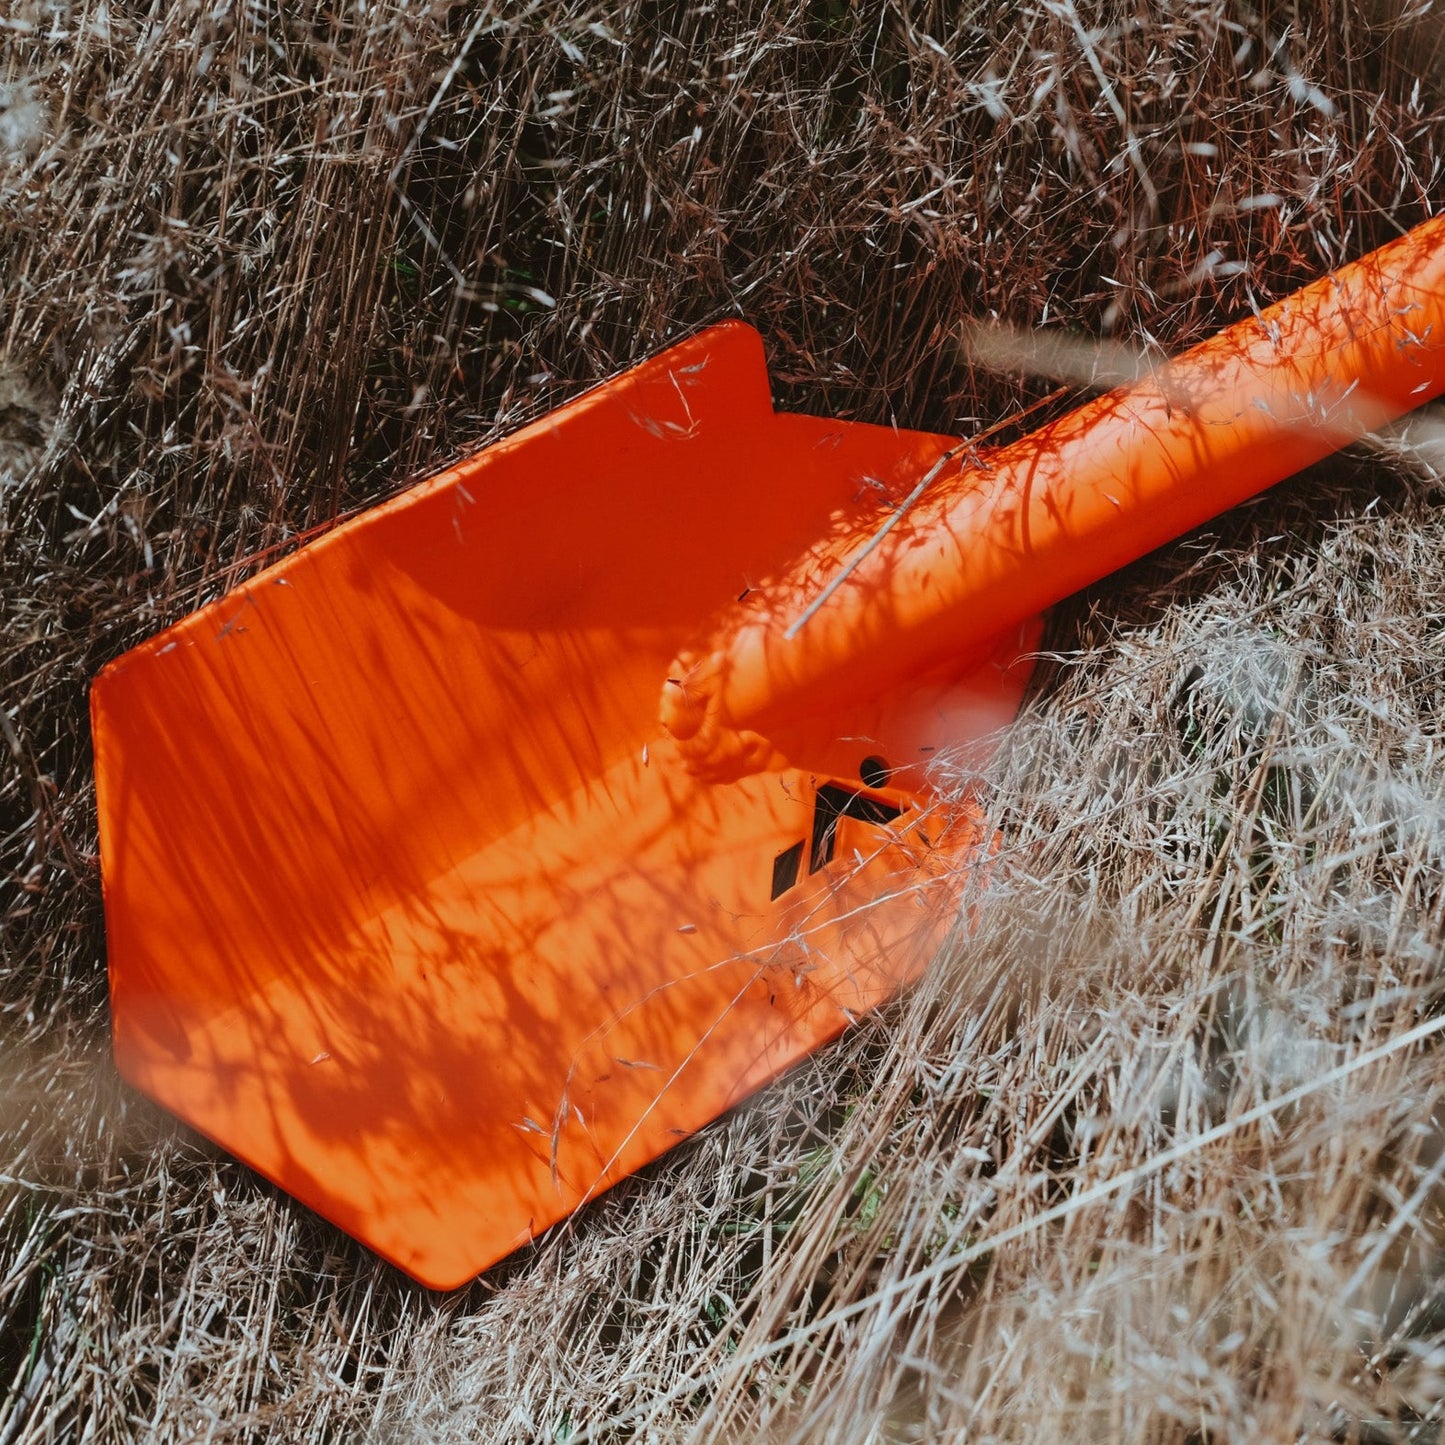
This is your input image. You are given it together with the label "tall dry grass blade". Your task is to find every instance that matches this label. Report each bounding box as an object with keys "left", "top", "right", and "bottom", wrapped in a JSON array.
[{"left": 3, "top": 2, "right": 1445, "bottom": 1442}]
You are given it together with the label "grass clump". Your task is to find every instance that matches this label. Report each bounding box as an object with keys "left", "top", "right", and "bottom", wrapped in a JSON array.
[{"left": 4, "top": 2, "right": 1445, "bottom": 1441}]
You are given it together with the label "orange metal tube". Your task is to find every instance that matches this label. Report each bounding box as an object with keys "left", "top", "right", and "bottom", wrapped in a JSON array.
[{"left": 662, "top": 215, "right": 1445, "bottom": 777}]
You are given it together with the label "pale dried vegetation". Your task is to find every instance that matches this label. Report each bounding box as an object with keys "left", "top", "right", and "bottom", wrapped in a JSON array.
[{"left": 3, "top": 1, "right": 1445, "bottom": 1440}]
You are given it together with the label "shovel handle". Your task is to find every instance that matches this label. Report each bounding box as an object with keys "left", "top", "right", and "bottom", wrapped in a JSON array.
[{"left": 663, "top": 214, "right": 1445, "bottom": 777}]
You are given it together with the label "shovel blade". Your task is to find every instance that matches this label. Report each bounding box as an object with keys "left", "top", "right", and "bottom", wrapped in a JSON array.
[{"left": 92, "top": 323, "right": 1037, "bottom": 1287}]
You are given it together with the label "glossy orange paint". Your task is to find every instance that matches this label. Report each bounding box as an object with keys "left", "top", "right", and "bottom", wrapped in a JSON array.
[
  {"left": 92, "top": 322, "right": 1037, "bottom": 1288},
  {"left": 94, "top": 215, "right": 1445, "bottom": 1289},
  {"left": 662, "top": 214, "right": 1445, "bottom": 776}
]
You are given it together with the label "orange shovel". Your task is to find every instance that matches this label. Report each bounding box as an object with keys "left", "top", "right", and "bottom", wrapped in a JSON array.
[{"left": 92, "top": 216, "right": 1445, "bottom": 1288}]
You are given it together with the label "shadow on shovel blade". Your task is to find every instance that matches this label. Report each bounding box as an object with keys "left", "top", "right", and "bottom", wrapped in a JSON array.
[{"left": 91, "top": 322, "right": 1036, "bottom": 1288}]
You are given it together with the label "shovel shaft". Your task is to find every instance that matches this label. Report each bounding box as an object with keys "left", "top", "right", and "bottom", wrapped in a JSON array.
[{"left": 663, "top": 214, "right": 1445, "bottom": 776}]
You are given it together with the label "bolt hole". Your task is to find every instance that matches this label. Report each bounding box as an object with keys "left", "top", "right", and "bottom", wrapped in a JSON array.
[{"left": 859, "top": 755, "right": 890, "bottom": 790}]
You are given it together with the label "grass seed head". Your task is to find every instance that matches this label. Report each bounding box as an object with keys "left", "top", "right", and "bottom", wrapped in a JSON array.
[{"left": 4, "top": 3, "right": 1445, "bottom": 1442}]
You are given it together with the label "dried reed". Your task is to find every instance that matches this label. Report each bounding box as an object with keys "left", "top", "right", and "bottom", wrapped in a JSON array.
[{"left": 3, "top": 2, "right": 1444, "bottom": 1440}]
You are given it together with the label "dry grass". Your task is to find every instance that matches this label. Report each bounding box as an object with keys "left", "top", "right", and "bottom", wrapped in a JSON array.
[{"left": 3, "top": 1, "right": 1445, "bottom": 1440}]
